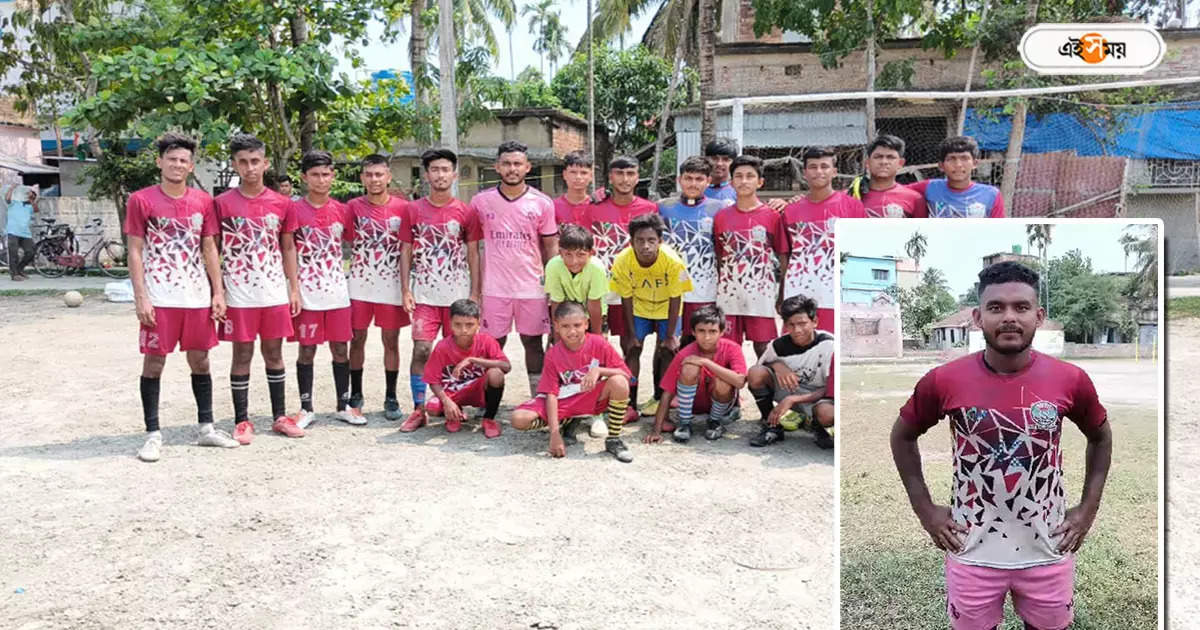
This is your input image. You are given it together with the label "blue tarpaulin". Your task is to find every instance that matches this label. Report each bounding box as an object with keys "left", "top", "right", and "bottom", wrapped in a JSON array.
[{"left": 963, "top": 103, "right": 1200, "bottom": 160}]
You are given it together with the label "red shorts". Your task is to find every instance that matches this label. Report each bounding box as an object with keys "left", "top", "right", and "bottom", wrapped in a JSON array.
[
  {"left": 139, "top": 306, "right": 217, "bottom": 355},
  {"left": 816, "top": 307, "right": 834, "bottom": 335},
  {"left": 351, "top": 299, "right": 410, "bottom": 331},
  {"left": 412, "top": 304, "right": 453, "bottom": 342},
  {"left": 945, "top": 554, "right": 1074, "bottom": 630},
  {"left": 682, "top": 301, "right": 715, "bottom": 334},
  {"left": 482, "top": 295, "right": 549, "bottom": 338},
  {"left": 290, "top": 307, "right": 352, "bottom": 345},
  {"left": 607, "top": 303, "right": 627, "bottom": 337},
  {"left": 722, "top": 315, "right": 778, "bottom": 344},
  {"left": 426, "top": 377, "right": 487, "bottom": 415},
  {"left": 218, "top": 304, "right": 294, "bottom": 343},
  {"left": 517, "top": 386, "right": 610, "bottom": 421}
]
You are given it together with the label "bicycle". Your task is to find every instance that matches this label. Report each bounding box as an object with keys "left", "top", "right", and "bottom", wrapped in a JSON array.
[{"left": 33, "top": 217, "right": 129, "bottom": 279}]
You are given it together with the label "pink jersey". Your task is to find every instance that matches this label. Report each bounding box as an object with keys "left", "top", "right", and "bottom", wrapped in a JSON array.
[
  {"left": 713, "top": 204, "right": 788, "bottom": 318},
  {"left": 538, "top": 333, "right": 630, "bottom": 400},
  {"left": 659, "top": 338, "right": 747, "bottom": 413},
  {"left": 215, "top": 187, "right": 297, "bottom": 308},
  {"left": 293, "top": 197, "right": 352, "bottom": 311},
  {"left": 471, "top": 186, "right": 556, "bottom": 299},
  {"left": 588, "top": 196, "right": 658, "bottom": 305},
  {"left": 423, "top": 333, "right": 507, "bottom": 394},
  {"left": 900, "top": 351, "right": 1108, "bottom": 569},
  {"left": 554, "top": 195, "right": 591, "bottom": 227},
  {"left": 782, "top": 191, "right": 867, "bottom": 309},
  {"left": 400, "top": 197, "right": 482, "bottom": 307},
  {"left": 860, "top": 183, "right": 925, "bottom": 218},
  {"left": 346, "top": 195, "right": 408, "bottom": 306},
  {"left": 125, "top": 185, "right": 218, "bottom": 309}
]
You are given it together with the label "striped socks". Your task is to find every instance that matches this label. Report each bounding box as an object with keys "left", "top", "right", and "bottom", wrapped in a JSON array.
[
  {"left": 266, "top": 368, "right": 287, "bottom": 419},
  {"left": 231, "top": 373, "right": 250, "bottom": 422},
  {"left": 676, "top": 383, "right": 698, "bottom": 427},
  {"left": 606, "top": 397, "right": 630, "bottom": 438},
  {"left": 526, "top": 417, "right": 547, "bottom": 430},
  {"left": 710, "top": 397, "right": 734, "bottom": 423}
]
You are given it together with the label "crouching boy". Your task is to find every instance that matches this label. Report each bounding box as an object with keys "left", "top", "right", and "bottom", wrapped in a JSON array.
[{"left": 418, "top": 298, "right": 510, "bottom": 438}]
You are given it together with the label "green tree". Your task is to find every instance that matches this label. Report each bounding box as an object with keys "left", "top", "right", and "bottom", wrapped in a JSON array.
[
  {"left": 1119, "top": 224, "right": 1158, "bottom": 311},
  {"left": 1044, "top": 249, "right": 1126, "bottom": 342},
  {"left": 500, "top": 67, "right": 562, "bottom": 108},
  {"left": 904, "top": 230, "right": 927, "bottom": 267},
  {"left": 522, "top": 0, "right": 554, "bottom": 75},
  {"left": 898, "top": 266, "right": 957, "bottom": 342}
]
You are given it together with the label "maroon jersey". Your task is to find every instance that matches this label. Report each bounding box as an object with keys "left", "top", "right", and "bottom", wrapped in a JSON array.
[
  {"left": 400, "top": 197, "right": 482, "bottom": 307},
  {"left": 587, "top": 196, "right": 658, "bottom": 304},
  {"left": 713, "top": 204, "right": 787, "bottom": 318},
  {"left": 554, "top": 195, "right": 591, "bottom": 228},
  {"left": 782, "top": 191, "right": 867, "bottom": 310},
  {"left": 292, "top": 198, "right": 352, "bottom": 311},
  {"left": 215, "top": 187, "right": 297, "bottom": 308},
  {"left": 125, "top": 185, "right": 218, "bottom": 309},
  {"left": 659, "top": 338, "right": 748, "bottom": 413},
  {"left": 423, "top": 333, "right": 507, "bottom": 393},
  {"left": 860, "top": 183, "right": 924, "bottom": 218},
  {"left": 538, "top": 333, "right": 630, "bottom": 400}
]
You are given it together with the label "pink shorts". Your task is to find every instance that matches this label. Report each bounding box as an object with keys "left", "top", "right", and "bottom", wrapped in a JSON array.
[
  {"left": 682, "top": 301, "right": 715, "bottom": 334},
  {"left": 482, "top": 295, "right": 549, "bottom": 338},
  {"left": 218, "top": 304, "right": 294, "bottom": 343},
  {"left": 139, "top": 306, "right": 217, "bottom": 355},
  {"left": 290, "top": 307, "right": 352, "bottom": 345},
  {"left": 517, "top": 386, "right": 610, "bottom": 421},
  {"left": 426, "top": 377, "right": 487, "bottom": 415},
  {"left": 607, "top": 303, "right": 628, "bottom": 337},
  {"left": 412, "top": 304, "right": 453, "bottom": 342},
  {"left": 351, "top": 299, "right": 410, "bottom": 331},
  {"left": 816, "top": 307, "right": 834, "bottom": 335},
  {"left": 945, "top": 554, "right": 1075, "bottom": 630},
  {"left": 722, "top": 314, "right": 778, "bottom": 344}
]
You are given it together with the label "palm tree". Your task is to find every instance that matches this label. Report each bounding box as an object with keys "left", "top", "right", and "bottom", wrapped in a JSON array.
[
  {"left": 648, "top": 0, "right": 694, "bottom": 200},
  {"left": 1119, "top": 225, "right": 1158, "bottom": 308},
  {"left": 542, "top": 13, "right": 570, "bottom": 76},
  {"left": 904, "top": 231, "right": 927, "bottom": 268},
  {"left": 523, "top": 0, "right": 554, "bottom": 75},
  {"left": 1027, "top": 223, "right": 1052, "bottom": 312},
  {"left": 410, "top": 0, "right": 430, "bottom": 104},
  {"left": 438, "top": 0, "right": 458, "bottom": 160},
  {"left": 420, "top": 0, "right": 516, "bottom": 93}
]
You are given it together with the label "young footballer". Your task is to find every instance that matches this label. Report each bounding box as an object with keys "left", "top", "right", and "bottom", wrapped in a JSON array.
[
  {"left": 419, "top": 299, "right": 509, "bottom": 438},
  {"left": 554, "top": 150, "right": 593, "bottom": 227},
  {"left": 855, "top": 134, "right": 925, "bottom": 218},
  {"left": 908, "top": 135, "right": 1006, "bottom": 218},
  {"left": 544, "top": 224, "right": 607, "bottom": 336},
  {"left": 703, "top": 138, "right": 739, "bottom": 203}
]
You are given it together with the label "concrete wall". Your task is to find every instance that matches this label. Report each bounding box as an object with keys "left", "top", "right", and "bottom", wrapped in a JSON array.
[
  {"left": 1125, "top": 192, "right": 1199, "bottom": 273},
  {"left": 11, "top": 197, "right": 124, "bottom": 250},
  {"left": 1061, "top": 342, "right": 1159, "bottom": 359},
  {"left": 969, "top": 329, "right": 1065, "bottom": 356},
  {"left": 840, "top": 304, "right": 903, "bottom": 358}
]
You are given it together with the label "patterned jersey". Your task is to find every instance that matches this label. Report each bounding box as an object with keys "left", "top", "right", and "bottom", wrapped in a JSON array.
[
  {"left": 713, "top": 205, "right": 788, "bottom": 318},
  {"left": 705, "top": 181, "right": 738, "bottom": 203},
  {"left": 909, "top": 179, "right": 1006, "bottom": 218},
  {"left": 587, "top": 196, "right": 658, "bottom": 305},
  {"left": 215, "top": 187, "right": 297, "bottom": 308},
  {"left": 124, "top": 185, "right": 218, "bottom": 309},
  {"left": 782, "top": 192, "right": 867, "bottom": 309},
  {"left": 471, "top": 186, "right": 557, "bottom": 299},
  {"left": 401, "top": 197, "right": 482, "bottom": 307},
  {"left": 538, "top": 333, "right": 630, "bottom": 400},
  {"left": 758, "top": 331, "right": 835, "bottom": 398},
  {"left": 554, "top": 195, "right": 591, "bottom": 227},
  {"left": 293, "top": 198, "right": 352, "bottom": 311},
  {"left": 900, "top": 351, "right": 1108, "bottom": 569},
  {"left": 658, "top": 195, "right": 729, "bottom": 304},
  {"left": 346, "top": 195, "right": 408, "bottom": 306},
  {"left": 659, "top": 338, "right": 748, "bottom": 413},
  {"left": 423, "top": 332, "right": 508, "bottom": 393},
  {"left": 860, "top": 183, "right": 925, "bottom": 218}
]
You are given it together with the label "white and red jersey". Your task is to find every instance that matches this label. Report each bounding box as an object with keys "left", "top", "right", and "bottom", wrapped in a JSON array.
[
  {"left": 538, "top": 333, "right": 630, "bottom": 400},
  {"left": 124, "top": 185, "right": 218, "bottom": 309},
  {"left": 215, "top": 187, "right": 297, "bottom": 308},
  {"left": 400, "top": 197, "right": 482, "bottom": 307},
  {"left": 861, "top": 183, "right": 924, "bottom": 218},
  {"left": 587, "top": 196, "right": 658, "bottom": 305},
  {"left": 423, "top": 333, "right": 507, "bottom": 394},
  {"left": 346, "top": 195, "right": 408, "bottom": 306},
  {"left": 713, "top": 204, "right": 788, "bottom": 318},
  {"left": 782, "top": 191, "right": 867, "bottom": 309},
  {"left": 471, "top": 186, "right": 557, "bottom": 299},
  {"left": 293, "top": 197, "right": 352, "bottom": 311}
]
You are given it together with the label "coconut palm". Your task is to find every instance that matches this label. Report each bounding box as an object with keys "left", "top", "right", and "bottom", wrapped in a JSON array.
[
  {"left": 1027, "top": 223, "right": 1053, "bottom": 311},
  {"left": 522, "top": 0, "right": 554, "bottom": 75},
  {"left": 905, "top": 231, "right": 927, "bottom": 267}
]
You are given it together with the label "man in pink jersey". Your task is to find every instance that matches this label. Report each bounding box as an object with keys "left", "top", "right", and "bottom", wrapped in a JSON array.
[
  {"left": 288, "top": 150, "right": 354, "bottom": 430},
  {"left": 216, "top": 134, "right": 302, "bottom": 444},
  {"left": 782, "top": 146, "right": 867, "bottom": 332},
  {"left": 398, "top": 149, "right": 483, "bottom": 433},
  {"left": 126, "top": 133, "right": 239, "bottom": 462},
  {"left": 346, "top": 154, "right": 411, "bottom": 423},
  {"left": 891, "top": 262, "right": 1112, "bottom": 630},
  {"left": 554, "top": 150, "right": 593, "bottom": 227},
  {"left": 472, "top": 140, "right": 558, "bottom": 402},
  {"left": 714, "top": 155, "right": 788, "bottom": 358},
  {"left": 856, "top": 134, "right": 924, "bottom": 218}
]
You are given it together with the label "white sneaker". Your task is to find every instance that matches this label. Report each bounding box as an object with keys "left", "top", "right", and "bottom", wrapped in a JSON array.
[
  {"left": 589, "top": 416, "right": 608, "bottom": 438},
  {"left": 196, "top": 425, "right": 239, "bottom": 448},
  {"left": 335, "top": 408, "right": 368, "bottom": 426},
  {"left": 138, "top": 433, "right": 162, "bottom": 462},
  {"left": 294, "top": 409, "right": 316, "bottom": 430}
]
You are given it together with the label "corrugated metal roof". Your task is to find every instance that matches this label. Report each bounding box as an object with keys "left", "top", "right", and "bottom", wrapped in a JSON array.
[
  {"left": 675, "top": 110, "right": 866, "bottom": 147},
  {"left": 0, "top": 158, "right": 59, "bottom": 175}
]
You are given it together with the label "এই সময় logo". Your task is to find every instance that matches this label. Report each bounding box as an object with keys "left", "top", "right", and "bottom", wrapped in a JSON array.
[{"left": 1058, "top": 33, "right": 1126, "bottom": 64}]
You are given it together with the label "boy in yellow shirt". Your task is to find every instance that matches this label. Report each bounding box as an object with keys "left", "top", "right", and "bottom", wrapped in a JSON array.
[
  {"left": 543, "top": 224, "right": 607, "bottom": 336},
  {"left": 610, "top": 213, "right": 692, "bottom": 418}
]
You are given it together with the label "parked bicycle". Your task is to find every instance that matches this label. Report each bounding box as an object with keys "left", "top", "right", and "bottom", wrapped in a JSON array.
[{"left": 34, "top": 217, "right": 128, "bottom": 279}]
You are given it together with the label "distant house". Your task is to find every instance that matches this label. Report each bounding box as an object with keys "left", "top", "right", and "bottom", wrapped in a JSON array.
[
  {"left": 982, "top": 247, "right": 1040, "bottom": 270},
  {"left": 895, "top": 258, "right": 920, "bottom": 291},
  {"left": 842, "top": 255, "right": 899, "bottom": 304}
]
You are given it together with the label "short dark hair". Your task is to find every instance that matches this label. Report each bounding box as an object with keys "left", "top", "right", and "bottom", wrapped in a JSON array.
[
  {"left": 564, "top": 150, "right": 592, "bottom": 168},
  {"left": 155, "top": 132, "right": 196, "bottom": 157},
  {"left": 730, "top": 154, "right": 764, "bottom": 178},
  {"left": 679, "top": 156, "right": 712, "bottom": 176},
  {"left": 609, "top": 155, "right": 639, "bottom": 171},
  {"left": 704, "top": 138, "right": 738, "bottom": 158},
  {"left": 867, "top": 134, "right": 906, "bottom": 157},
  {"left": 781, "top": 295, "right": 818, "bottom": 322},
  {"left": 977, "top": 261, "right": 1039, "bottom": 299},
  {"left": 629, "top": 213, "right": 666, "bottom": 239},
  {"left": 421, "top": 148, "right": 457, "bottom": 170},
  {"left": 689, "top": 304, "right": 726, "bottom": 331},
  {"left": 802, "top": 147, "right": 837, "bottom": 167},
  {"left": 553, "top": 300, "right": 588, "bottom": 320},
  {"left": 449, "top": 298, "right": 481, "bottom": 319},
  {"left": 939, "top": 135, "right": 980, "bottom": 160},
  {"left": 497, "top": 140, "right": 528, "bottom": 157},
  {"left": 301, "top": 150, "right": 334, "bottom": 173},
  {"left": 558, "top": 224, "right": 593, "bottom": 251},
  {"left": 276, "top": 175, "right": 292, "bottom": 185},
  {"left": 361, "top": 153, "right": 389, "bottom": 169},
  {"left": 229, "top": 133, "right": 265, "bottom": 157}
]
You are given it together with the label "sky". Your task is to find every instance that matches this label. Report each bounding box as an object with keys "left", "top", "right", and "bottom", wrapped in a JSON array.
[{"left": 838, "top": 220, "right": 1158, "bottom": 297}]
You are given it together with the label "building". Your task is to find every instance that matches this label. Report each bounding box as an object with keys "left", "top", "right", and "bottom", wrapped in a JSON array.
[
  {"left": 895, "top": 257, "right": 920, "bottom": 291},
  {"left": 930, "top": 307, "right": 1066, "bottom": 355},
  {"left": 981, "top": 246, "right": 1040, "bottom": 270},
  {"left": 841, "top": 255, "right": 898, "bottom": 304},
  {"left": 841, "top": 296, "right": 903, "bottom": 358}
]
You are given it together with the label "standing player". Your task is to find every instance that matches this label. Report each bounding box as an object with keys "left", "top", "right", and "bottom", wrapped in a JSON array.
[
  {"left": 855, "top": 134, "right": 925, "bottom": 218},
  {"left": 908, "top": 135, "right": 1006, "bottom": 218},
  {"left": 472, "top": 140, "right": 558, "bottom": 398},
  {"left": 703, "top": 138, "right": 739, "bottom": 203},
  {"left": 554, "top": 150, "right": 593, "bottom": 227},
  {"left": 421, "top": 299, "right": 510, "bottom": 437},
  {"left": 891, "top": 262, "right": 1111, "bottom": 630},
  {"left": 713, "top": 154, "right": 788, "bottom": 358},
  {"left": 289, "top": 150, "right": 354, "bottom": 430},
  {"left": 782, "top": 147, "right": 867, "bottom": 331},
  {"left": 346, "top": 154, "right": 411, "bottom": 422},
  {"left": 127, "top": 133, "right": 239, "bottom": 461},
  {"left": 398, "top": 148, "right": 482, "bottom": 432},
  {"left": 216, "top": 133, "right": 302, "bottom": 444}
]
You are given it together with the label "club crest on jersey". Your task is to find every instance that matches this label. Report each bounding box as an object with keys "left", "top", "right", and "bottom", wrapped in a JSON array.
[
  {"left": 884, "top": 203, "right": 905, "bottom": 218},
  {"left": 751, "top": 225, "right": 767, "bottom": 242},
  {"left": 967, "top": 201, "right": 987, "bottom": 217},
  {"left": 387, "top": 216, "right": 402, "bottom": 232},
  {"left": 330, "top": 222, "right": 344, "bottom": 238},
  {"left": 699, "top": 217, "right": 714, "bottom": 232},
  {"left": 446, "top": 220, "right": 461, "bottom": 236},
  {"left": 190, "top": 212, "right": 204, "bottom": 232},
  {"left": 1030, "top": 400, "right": 1059, "bottom": 431},
  {"left": 263, "top": 213, "right": 279, "bottom": 230}
]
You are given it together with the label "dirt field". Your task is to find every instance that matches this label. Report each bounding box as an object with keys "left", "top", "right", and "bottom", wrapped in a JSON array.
[
  {"left": 0, "top": 295, "right": 833, "bottom": 629},
  {"left": 1168, "top": 317, "right": 1199, "bottom": 629}
]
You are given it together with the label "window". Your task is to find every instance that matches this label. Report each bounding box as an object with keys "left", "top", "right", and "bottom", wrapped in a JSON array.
[{"left": 872, "top": 268, "right": 889, "bottom": 281}]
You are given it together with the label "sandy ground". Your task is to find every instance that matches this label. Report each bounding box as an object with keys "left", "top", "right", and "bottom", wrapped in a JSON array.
[
  {"left": 1168, "top": 318, "right": 1199, "bottom": 628},
  {"left": 0, "top": 295, "right": 833, "bottom": 629}
]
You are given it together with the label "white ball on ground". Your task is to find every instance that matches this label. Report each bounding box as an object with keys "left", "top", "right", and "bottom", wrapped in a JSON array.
[
  {"left": 63, "top": 290, "right": 83, "bottom": 307},
  {"left": 589, "top": 416, "right": 607, "bottom": 438}
]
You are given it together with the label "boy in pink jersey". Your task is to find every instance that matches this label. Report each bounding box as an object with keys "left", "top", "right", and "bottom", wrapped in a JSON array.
[
  {"left": 126, "top": 133, "right": 239, "bottom": 462},
  {"left": 288, "top": 150, "right": 355, "bottom": 430},
  {"left": 399, "top": 149, "right": 483, "bottom": 432},
  {"left": 855, "top": 135, "right": 924, "bottom": 218},
  {"left": 588, "top": 155, "right": 658, "bottom": 344},
  {"left": 472, "top": 140, "right": 558, "bottom": 400},
  {"left": 420, "top": 299, "right": 510, "bottom": 438},
  {"left": 891, "top": 262, "right": 1112, "bottom": 630},
  {"left": 511, "top": 301, "right": 635, "bottom": 463},
  {"left": 216, "top": 134, "right": 302, "bottom": 444},
  {"left": 782, "top": 146, "right": 867, "bottom": 332},
  {"left": 553, "top": 150, "right": 593, "bottom": 227},
  {"left": 346, "top": 153, "right": 411, "bottom": 423},
  {"left": 713, "top": 155, "right": 789, "bottom": 358}
]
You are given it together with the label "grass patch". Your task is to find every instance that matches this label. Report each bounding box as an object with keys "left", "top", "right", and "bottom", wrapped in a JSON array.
[
  {"left": 0, "top": 288, "right": 107, "bottom": 297},
  {"left": 1168, "top": 297, "right": 1200, "bottom": 319}
]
